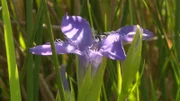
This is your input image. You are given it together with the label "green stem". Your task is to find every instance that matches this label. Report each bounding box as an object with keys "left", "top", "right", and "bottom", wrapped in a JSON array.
[
  {"left": 117, "top": 61, "right": 122, "bottom": 95},
  {"left": 26, "top": 0, "right": 34, "bottom": 101},
  {"left": 42, "top": 0, "right": 66, "bottom": 100}
]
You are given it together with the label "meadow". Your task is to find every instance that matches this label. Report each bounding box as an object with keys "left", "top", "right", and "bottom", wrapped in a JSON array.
[{"left": 0, "top": 0, "right": 180, "bottom": 101}]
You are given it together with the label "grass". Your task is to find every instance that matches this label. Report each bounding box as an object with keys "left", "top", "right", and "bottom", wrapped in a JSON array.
[
  {"left": 0, "top": 0, "right": 179, "bottom": 101},
  {"left": 1, "top": 0, "right": 21, "bottom": 100}
]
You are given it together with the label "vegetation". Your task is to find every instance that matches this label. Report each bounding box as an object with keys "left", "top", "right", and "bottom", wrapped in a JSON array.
[{"left": 0, "top": 0, "right": 179, "bottom": 101}]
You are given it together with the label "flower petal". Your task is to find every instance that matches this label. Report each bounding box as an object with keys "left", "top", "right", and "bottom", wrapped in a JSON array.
[
  {"left": 87, "top": 50, "right": 103, "bottom": 75},
  {"left": 30, "top": 41, "right": 82, "bottom": 55},
  {"left": 85, "top": 49, "right": 103, "bottom": 67},
  {"left": 61, "top": 14, "right": 93, "bottom": 51},
  {"left": 79, "top": 49, "right": 103, "bottom": 76},
  {"left": 116, "top": 25, "right": 153, "bottom": 42},
  {"left": 78, "top": 55, "right": 90, "bottom": 81},
  {"left": 99, "top": 33, "right": 126, "bottom": 60}
]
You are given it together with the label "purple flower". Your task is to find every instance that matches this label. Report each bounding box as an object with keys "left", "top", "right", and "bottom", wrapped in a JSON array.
[{"left": 30, "top": 14, "right": 153, "bottom": 78}]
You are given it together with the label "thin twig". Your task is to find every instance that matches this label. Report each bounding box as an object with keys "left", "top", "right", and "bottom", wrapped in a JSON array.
[
  {"left": 45, "top": 70, "right": 56, "bottom": 82},
  {"left": 39, "top": 74, "right": 55, "bottom": 101},
  {"left": 0, "top": 55, "right": 6, "bottom": 63},
  {"left": 21, "top": 85, "right": 27, "bottom": 101}
]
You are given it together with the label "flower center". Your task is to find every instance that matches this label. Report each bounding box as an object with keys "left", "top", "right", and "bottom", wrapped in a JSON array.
[{"left": 55, "top": 39, "right": 63, "bottom": 43}]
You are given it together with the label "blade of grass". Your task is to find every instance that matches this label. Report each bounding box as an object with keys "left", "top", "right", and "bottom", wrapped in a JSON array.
[
  {"left": 33, "top": 2, "right": 45, "bottom": 101},
  {"left": 81, "top": 0, "right": 104, "bottom": 32},
  {"left": 69, "top": 77, "right": 76, "bottom": 101},
  {"left": 170, "top": 58, "right": 180, "bottom": 100},
  {"left": 118, "top": 25, "right": 142, "bottom": 100},
  {"left": 175, "top": 87, "right": 180, "bottom": 101},
  {"left": 19, "top": 0, "right": 34, "bottom": 88},
  {"left": 102, "top": 83, "right": 108, "bottom": 101},
  {"left": 87, "top": 0, "right": 94, "bottom": 32},
  {"left": 128, "top": 62, "right": 145, "bottom": 101},
  {"left": 85, "top": 58, "right": 107, "bottom": 101},
  {"left": 128, "top": 0, "right": 136, "bottom": 24},
  {"left": 105, "top": 59, "right": 118, "bottom": 100},
  {"left": 117, "top": 61, "right": 122, "bottom": 95},
  {"left": 77, "top": 58, "right": 107, "bottom": 101},
  {"left": 118, "top": 0, "right": 129, "bottom": 26},
  {"left": 174, "top": 1, "right": 180, "bottom": 100},
  {"left": 175, "top": 0, "right": 180, "bottom": 61},
  {"left": 77, "top": 67, "right": 92, "bottom": 101},
  {"left": 136, "top": 74, "right": 140, "bottom": 101},
  {"left": 111, "top": 0, "right": 123, "bottom": 29},
  {"left": 140, "top": 72, "right": 149, "bottom": 101},
  {"left": 26, "top": 0, "right": 34, "bottom": 101},
  {"left": 150, "top": 75, "right": 158, "bottom": 101},
  {"left": 139, "top": 61, "right": 149, "bottom": 101},
  {"left": 42, "top": 0, "right": 66, "bottom": 100},
  {"left": 1, "top": 0, "right": 22, "bottom": 100}
]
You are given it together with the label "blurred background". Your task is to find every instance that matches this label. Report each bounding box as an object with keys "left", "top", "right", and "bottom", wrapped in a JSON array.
[{"left": 0, "top": 0, "right": 180, "bottom": 101}]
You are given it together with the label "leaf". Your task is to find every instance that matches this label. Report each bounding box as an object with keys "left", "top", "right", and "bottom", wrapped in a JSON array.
[
  {"left": 85, "top": 58, "right": 107, "bottom": 101},
  {"left": 118, "top": 25, "right": 143, "bottom": 100},
  {"left": 2, "top": 0, "right": 22, "bottom": 100},
  {"left": 77, "top": 67, "right": 92, "bottom": 101},
  {"left": 77, "top": 58, "right": 107, "bottom": 101}
]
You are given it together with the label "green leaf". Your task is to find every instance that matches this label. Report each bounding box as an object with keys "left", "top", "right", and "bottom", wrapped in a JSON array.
[
  {"left": 1, "top": 0, "right": 22, "bottom": 100},
  {"left": 42, "top": 0, "right": 66, "bottom": 100},
  {"left": 85, "top": 58, "right": 107, "bottom": 101},
  {"left": 149, "top": 75, "right": 158, "bottom": 101},
  {"left": 175, "top": 0, "right": 180, "bottom": 61},
  {"left": 25, "top": 0, "right": 34, "bottom": 101},
  {"left": 118, "top": 25, "right": 143, "bottom": 100},
  {"left": 78, "top": 67, "right": 92, "bottom": 101},
  {"left": 77, "top": 58, "right": 107, "bottom": 101},
  {"left": 33, "top": 2, "right": 44, "bottom": 101}
]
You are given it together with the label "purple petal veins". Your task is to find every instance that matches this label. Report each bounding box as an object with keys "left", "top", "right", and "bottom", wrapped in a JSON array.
[{"left": 61, "top": 13, "right": 93, "bottom": 51}]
